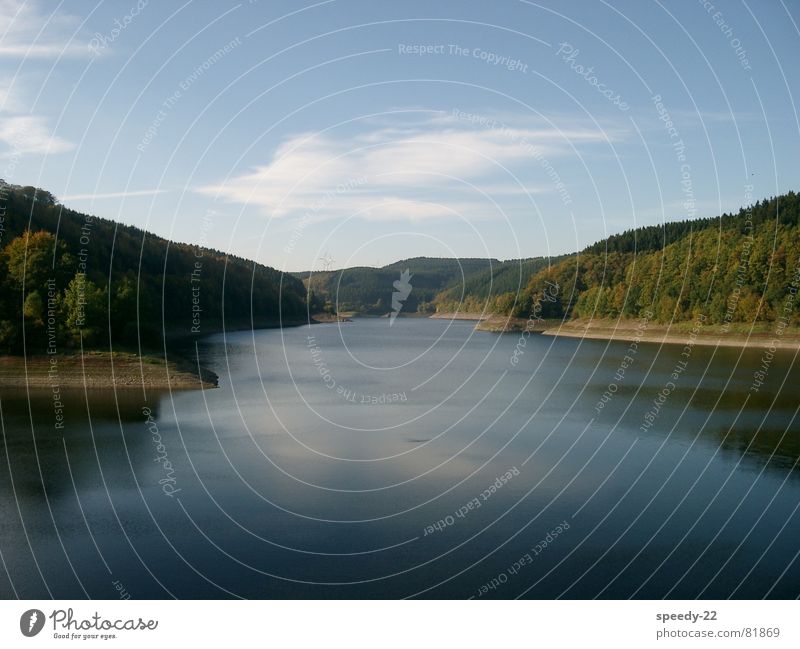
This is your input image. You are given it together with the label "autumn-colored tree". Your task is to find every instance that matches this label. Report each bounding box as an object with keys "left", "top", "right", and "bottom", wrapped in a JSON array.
[{"left": 4, "top": 230, "right": 72, "bottom": 292}]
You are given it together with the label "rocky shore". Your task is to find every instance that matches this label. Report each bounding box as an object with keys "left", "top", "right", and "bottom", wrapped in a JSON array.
[{"left": 0, "top": 351, "right": 218, "bottom": 390}]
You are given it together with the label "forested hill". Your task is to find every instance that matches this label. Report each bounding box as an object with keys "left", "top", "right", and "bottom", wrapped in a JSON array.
[
  {"left": 298, "top": 257, "right": 498, "bottom": 314},
  {"left": 7, "top": 180, "right": 793, "bottom": 354},
  {"left": 583, "top": 193, "right": 800, "bottom": 255},
  {"left": 434, "top": 256, "right": 567, "bottom": 312},
  {"left": 299, "top": 191, "right": 800, "bottom": 329},
  {"left": 0, "top": 182, "right": 306, "bottom": 354},
  {"left": 506, "top": 192, "right": 800, "bottom": 326},
  {"left": 297, "top": 256, "right": 574, "bottom": 315}
]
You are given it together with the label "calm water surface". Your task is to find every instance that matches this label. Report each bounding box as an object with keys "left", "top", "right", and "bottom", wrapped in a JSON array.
[{"left": 1, "top": 318, "right": 799, "bottom": 598}]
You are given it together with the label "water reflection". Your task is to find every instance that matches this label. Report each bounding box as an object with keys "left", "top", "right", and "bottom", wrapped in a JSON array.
[{"left": 1, "top": 320, "right": 798, "bottom": 599}]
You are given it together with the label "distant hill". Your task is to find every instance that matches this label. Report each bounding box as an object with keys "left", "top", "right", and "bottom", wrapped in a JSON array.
[
  {"left": 434, "top": 256, "right": 567, "bottom": 312},
  {"left": 0, "top": 182, "right": 306, "bottom": 354},
  {"left": 296, "top": 257, "right": 500, "bottom": 314},
  {"left": 296, "top": 256, "right": 571, "bottom": 316}
]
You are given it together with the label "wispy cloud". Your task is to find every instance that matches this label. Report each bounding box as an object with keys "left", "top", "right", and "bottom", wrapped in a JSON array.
[
  {"left": 197, "top": 113, "right": 612, "bottom": 222},
  {"left": 0, "top": 0, "right": 88, "bottom": 59},
  {"left": 0, "top": 71, "right": 75, "bottom": 157},
  {"left": 0, "top": 77, "right": 24, "bottom": 111},
  {"left": 0, "top": 115, "right": 73, "bottom": 155},
  {"left": 61, "top": 188, "right": 169, "bottom": 201}
]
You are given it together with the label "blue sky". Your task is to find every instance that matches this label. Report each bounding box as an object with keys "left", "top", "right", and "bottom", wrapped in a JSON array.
[{"left": 1, "top": 0, "right": 798, "bottom": 271}]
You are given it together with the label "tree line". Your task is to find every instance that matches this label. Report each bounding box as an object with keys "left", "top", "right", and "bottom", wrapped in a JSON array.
[
  {"left": 495, "top": 192, "right": 800, "bottom": 326},
  {"left": 0, "top": 182, "right": 307, "bottom": 355}
]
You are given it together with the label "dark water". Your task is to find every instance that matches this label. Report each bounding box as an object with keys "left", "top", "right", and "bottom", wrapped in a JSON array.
[{"left": 1, "top": 318, "right": 799, "bottom": 599}]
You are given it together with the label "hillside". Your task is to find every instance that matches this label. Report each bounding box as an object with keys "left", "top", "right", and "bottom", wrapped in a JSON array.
[
  {"left": 434, "top": 256, "right": 567, "bottom": 313},
  {"left": 0, "top": 182, "right": 307, "bottom": 356},
  {"left": 297, "top": 192, "right": 800, "bottom": 336},
  {"left": 506, "top": 192, "right": 800, "bottom": 328},
  {"left": 297, "top": 255, "right": 569, "bottom": 316},
  {"left": 297, "top": 257, "right": 500, "bottom": 315},
  {"left": 4, "top": 180, "right": 796, "bottom": 359}
]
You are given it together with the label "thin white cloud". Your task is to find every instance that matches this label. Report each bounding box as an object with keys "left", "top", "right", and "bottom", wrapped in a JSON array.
[
  {"left": 197, "top": 115, "right": 610, "bottom": 222},
  {"left": 0, "top": 115, "right": 73, "bottom": 154},
  {"left": 0, "top": 44, "right": 78, "bottom": 57},
  {"left": 61, "top": 188, "right": 169, "bottom": 201},
  {"left": 0, "top": 72, "right": 75, "bottom": 157},
  {"left": 0, "top": 0, "right": 87, "bottom": 59},
  {"left": 0, "top": 77, "right": 24, "bottom": 112}
]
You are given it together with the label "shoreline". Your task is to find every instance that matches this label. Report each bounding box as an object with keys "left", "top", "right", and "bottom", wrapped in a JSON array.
[
  {"left": 164, "top": 316, "right": 310, "bottom": 341},
  {"left": 0, "top": 351, "right": 218, "bottom": 390},
  {"left": 310, "top": 312, "right": 353, "bottom": 323},
  {"left": 512, "top": 317, "right": 800, "bottom": 350},
  {"left": 476, "top": 316, "right": 556, "bottom": 333},
  {"left": 430, "top": 312, "right": 490, "bottom": 321},
  {"left": 456, "top": 314, "right": 800, "bottom": 350},
  {"left": 5, "top": 318, "right": 339, "bottom": 391},
  {"left": 540, "top": 324, "right": 800, "bottom": 350},
  {"left": 0, "top": 316, "right": 344, "bottom": 390}
]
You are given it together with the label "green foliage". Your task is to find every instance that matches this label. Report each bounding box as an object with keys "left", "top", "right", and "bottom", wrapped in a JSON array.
[
  {"left": 3, "top": 229, "right": 72, "bottom": 291},
  {"left": 299, "top": 257, "right": 498, "bottom": 315},
  {"left": 523, "top": 192, "right": 800, "bottom": 327},
  {"left": 0, "top": 183, "right": 308, "bottom": 353},
  {"left": 0, "top": 320, "right": 17, "bottom": 352},
  {"left": 292, "top": 192, "right": 800, "bottom": 330},
  {"left": 435, "top": 256, "right": 566, "bottom": 312},
  {"left": 298, "top": 257, "right": 569, "bottom": 316},
  {"left": 2, "top": 181, "right": 797, "bottom": 354},
  {"left": 22, "top": 291, "right": 45, "bottom": 328},
  {"left": 61, "top": 274, "right": 106, "bottom": 344},
  {"left": 583, "top": 193, "right": 800, "bottom": 255}
]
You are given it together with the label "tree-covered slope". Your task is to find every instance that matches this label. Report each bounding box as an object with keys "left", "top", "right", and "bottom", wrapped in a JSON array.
[
  {"left": 0, "top": 182, "right": 307, "bottom": 354},
  {"left": 505, "top": 192, "right": 800, "bottom": 326},
  {"left": 583, "top": 193, "right": 800, "bottom": 255},
  {"left": 434, "top": 256, "right": 567, "bottom": 313},
  {"left": 298, "top": 257, "right": 498, "bottom": 314},
  {"left": 297, "top": 192, "right": 800, "bottom": 326}
]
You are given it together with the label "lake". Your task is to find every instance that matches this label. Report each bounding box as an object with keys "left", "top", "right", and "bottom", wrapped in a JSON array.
[{"left": 1, "top": 317, "right": 799, "bottom": 599}]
